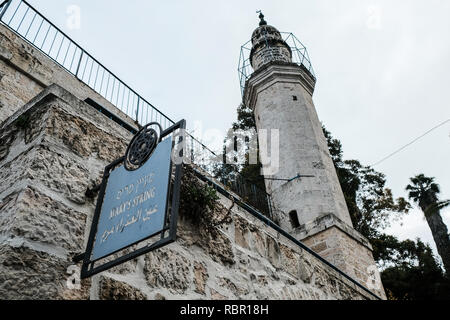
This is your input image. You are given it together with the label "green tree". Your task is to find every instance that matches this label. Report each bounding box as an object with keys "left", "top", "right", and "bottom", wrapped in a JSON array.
[
  {"left": 232, "top": 103, "right": 256, "bottom": 131},
  {"left": 212, "top": 104, "right": 269, "bottom": 216},
  {"left": 213, "top": 104, "right": 265, "bottom": 190},
  {"left": 381, "top": 238, "right": 450, "bottom": 300},
  {"left": 406, "top": 174, "right": 450, "bottom": 274},
  {"left": 323, "top": 128, "right": 450, "bottom": 299},
  {"left": 322, "top": 127, "right": 410, "bottom": 243}
]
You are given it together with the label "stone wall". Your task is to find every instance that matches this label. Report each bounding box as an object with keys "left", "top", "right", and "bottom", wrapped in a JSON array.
[
  {"left": 0, "top": 85, "right": 379, "bottom": 300},
  {"left": 302, "top": 224, "right": 379, "bottom": 290},
  {"left": 0, "top": 84, "right": 131, "bottom": 299}
]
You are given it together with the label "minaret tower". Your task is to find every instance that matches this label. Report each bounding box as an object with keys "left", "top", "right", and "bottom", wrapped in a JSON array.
[{"left": 243, "top": 13, "right": 386, "bottom": 298}]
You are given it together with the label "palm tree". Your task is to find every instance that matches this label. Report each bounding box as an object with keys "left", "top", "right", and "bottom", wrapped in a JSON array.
[{"left": 406, "top": 174, "right": 450, "bottom": 274}]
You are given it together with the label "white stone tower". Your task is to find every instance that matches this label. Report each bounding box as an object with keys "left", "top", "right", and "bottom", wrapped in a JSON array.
[
  {"left": 243, "top": 13, "right": 386, "bottom": 298},
  {"left": 245, "top": 13, "right": 351, "bottom": 233}
]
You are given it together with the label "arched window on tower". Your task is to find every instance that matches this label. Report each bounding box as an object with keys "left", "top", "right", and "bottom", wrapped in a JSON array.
[{"left": 289, "top": 210, "right": 300, "bottom": 229}]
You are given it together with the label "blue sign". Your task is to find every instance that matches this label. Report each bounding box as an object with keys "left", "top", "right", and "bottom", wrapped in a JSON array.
[{"left": 91, "top": 137, "right": 173, "bottom": 261}]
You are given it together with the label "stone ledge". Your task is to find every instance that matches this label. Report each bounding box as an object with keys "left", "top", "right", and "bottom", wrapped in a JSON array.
[
  {"left": 294, "top": 213, "right": 373, "bottom": 251},
  {"left": 98, "top": 276, "right": 147, "bottom": 300},
  {"left": 1, "top": 83, "right": 133, "bottom": 140},
  {"left": 0, "top": 244, "right": 90, "bottom": 300},
  {"left": 244, "top": 62, "right": 316, "bottom": 109}
]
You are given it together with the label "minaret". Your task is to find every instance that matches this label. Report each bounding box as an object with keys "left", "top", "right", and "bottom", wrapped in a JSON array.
[
  {"left": 245, "top": 13, "right": 352, "bottom": 232},
  {"left": 243, "top": 13, "right": 386, "bottom": 298}
]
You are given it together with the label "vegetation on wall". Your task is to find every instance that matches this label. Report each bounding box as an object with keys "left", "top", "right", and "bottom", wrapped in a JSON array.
[
  {"left": 180, "top": 165, "right": 231, "bottom": 231},
  {"left": 179, "top": 165, "right": 235, "bottom": 265}
]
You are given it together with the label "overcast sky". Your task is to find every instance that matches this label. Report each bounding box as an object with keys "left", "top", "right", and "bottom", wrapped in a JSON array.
[{"left": 26, "top": 0, "right": 450, "bottom": 263}]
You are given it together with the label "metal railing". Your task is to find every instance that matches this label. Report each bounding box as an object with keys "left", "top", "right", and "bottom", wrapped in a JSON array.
[
  {"left": 238, "top": 31, "right": 316, "bottom": 97},
  {"left": 0, "top": 0, "right": 173, "bottom": 129},
  {"left": 185, "top": 134, "right": 274, "bottom": 219},
  {"left": 0, "top": 0, "right": 274, "bottom": 218}
]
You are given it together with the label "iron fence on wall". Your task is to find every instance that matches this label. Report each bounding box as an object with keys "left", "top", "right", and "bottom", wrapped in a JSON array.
[
  {"left": 0, "top": 0, "right": 173, "bottom": 129},
  {"left": 0, "top": 0, "right": 274, "bottom": 218}
]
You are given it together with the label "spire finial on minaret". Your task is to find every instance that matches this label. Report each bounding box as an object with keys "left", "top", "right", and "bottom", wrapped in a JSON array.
[{"left": 257, "top": 10, "right": 267, "bottom": 26}]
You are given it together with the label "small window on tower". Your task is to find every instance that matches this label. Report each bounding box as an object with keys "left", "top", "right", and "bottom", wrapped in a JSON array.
[
  {"left": 293, "top": 96, "right": 298, "bottom": 101},
  {"left": 289, "top": 210, "right": 300, "bottom": 228}
]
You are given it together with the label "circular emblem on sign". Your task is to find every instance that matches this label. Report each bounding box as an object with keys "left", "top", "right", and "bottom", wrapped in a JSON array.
[{"left": 124, "top": 123, "right": 162, "bottom": 171}]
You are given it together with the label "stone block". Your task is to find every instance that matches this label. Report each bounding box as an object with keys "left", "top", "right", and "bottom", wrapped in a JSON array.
[
  {"left": 0, "top": 60, "right": 43, "bottom": 122},
  {"left": 99, "top": 277, "right": 146, "bottom": 300},
  {"left": 0, "top": 245, "right": 80, "bottom": 300},
  {"left": 209, "top": 288, "right": 229, "bottom": 300},
  {"left": 109, "top": 258, "right": 139, "bottom": 275},
  {"left": 0, "top": 146, "right": 91, "bottom": 204},
  {"left": 250, "top": 228, "right": 266, "bottom": 257},
  {"left": 310, "top": 241, "right": 328, "bottom": 253},
  {"left": 218, "top": 277, "right": 249, "bottom": 298},
  {"left": 44, "top": 104, "right": 128, "bottom": 163},
  {"left": 298, "top": 256, "right": 314, "bottom": 283},
  {"left": 0, "top": 187, "right": 86, "bottom": 253},
  {"left": 266, "top": 235, "right": 281, "bottom": 269},
  {"left": 234, "top": 217, "right": 250, "bottom": 249},
  {"left": 279, "top": 244, "right": 299, "bottom": 278},
  {"left": 144, "top": 248, "right": 192, "bottom": 293},
  {"left": 193, "top": 261, "right": 208, "bottom": 295}
]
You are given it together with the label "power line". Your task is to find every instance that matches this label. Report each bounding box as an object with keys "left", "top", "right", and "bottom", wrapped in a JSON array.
[{"left": 371, "top": 118, "right": 450, "bottom": 167}]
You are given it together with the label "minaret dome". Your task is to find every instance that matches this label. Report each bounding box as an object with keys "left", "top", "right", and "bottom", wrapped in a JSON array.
[{"left": 250, "top": 13, "right": 292, "bottom": 71}]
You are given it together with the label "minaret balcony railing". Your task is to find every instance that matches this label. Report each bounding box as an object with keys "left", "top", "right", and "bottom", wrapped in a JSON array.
[{"left": 238, "top": 32, "right": 315, "bottom": 97}]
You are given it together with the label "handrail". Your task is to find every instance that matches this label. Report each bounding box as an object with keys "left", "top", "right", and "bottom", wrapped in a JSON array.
[
  {"left": 0, "top": 0, "right": 11, "bottom": 20},
  {"left": 238, "top": 31, "right": 316, "bottom": 97},
  {"left": 0, "top": 0, "right": 173, "bottom": 128}
]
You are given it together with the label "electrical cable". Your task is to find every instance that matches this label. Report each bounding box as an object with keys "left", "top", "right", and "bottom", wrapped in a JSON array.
[{"left": 371, "top": 118, "right": 450, "bottom": 167}]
